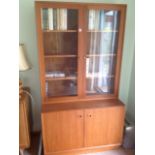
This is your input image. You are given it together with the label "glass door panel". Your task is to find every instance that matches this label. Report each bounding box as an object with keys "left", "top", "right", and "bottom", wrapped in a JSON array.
[
  {"left": 41, "top": 8, "right": 78, "bottom": 97},
  {"left": 86, "top": 9, "right": 120, "bottom": 95}
]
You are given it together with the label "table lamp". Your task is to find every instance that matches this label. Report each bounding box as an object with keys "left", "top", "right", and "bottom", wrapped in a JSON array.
[{"left": 19, "top": 44, "right": 30, "bottom": 99}]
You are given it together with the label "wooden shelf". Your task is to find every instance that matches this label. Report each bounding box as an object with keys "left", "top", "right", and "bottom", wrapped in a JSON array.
[
  {"left": 87, "top": 30, "right": 118, "bottom": 32},
  {"left": 42, "top": 99, "right": 124, "bottom": 112},
  {"left": 43, "top": 30, "right": 77, "bottom": 33},
  {"left": 86, "top": 86, "right": 113, "bottom": 94},
  {"left": 86, "top": 54, "right": 116, "bottom": 57},
  {"left": 46, "top": 76, "right": 76, "bottom": 81},
  {"left": 86, "top": 75, "right": 114, "bottom": 78},
  {"left": 45, "top": 55, "right": 77, "bottom": 58}
]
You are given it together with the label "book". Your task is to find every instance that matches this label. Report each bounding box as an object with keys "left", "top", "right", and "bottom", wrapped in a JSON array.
[
  {"left": 53, "top": 9, "right": 57, "bottom": 30},
  {"left": 88, "top": 10, "right": 95, "bottom": 30},
  {"left": 94, "top": 10, "right": 100, "bottom": 30},
  {"left": 99, "top": 11, "right": 105, "bottom": 54},
  {"left": 99, "top": 10, "right": 105, "bottom": 30},
  {"left": 111, "top": 11, "right": 118, "bottom": 53},
  {"left": 57, "top": 9, "right": 60, "bottom": 30},
  {"left": 104, "top": 11, "right": 114, "bottom": 31},
  {"left": 59, "top": 9, "right": 67, "bottom": 30},
  {"left": 67, "top": 9, "right": 78, "bottom": 30},
  {"left": 48, "top": 8, "right": 53, "bottom": 30},
  {"left": 86, "top": 57, "right": 90, "bottom": 77},
  {"left": 112, "top": 11, "right": 118, "bottom": 30},
  {"left": 41, "top": 8, "right": 48, "bottom": 30}
]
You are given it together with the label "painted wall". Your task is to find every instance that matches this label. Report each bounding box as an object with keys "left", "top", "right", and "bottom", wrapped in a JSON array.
[
  {"left": 19, "top": 0, "right": 41, "bottom": 131},
  {"left": 19, "top": 0, "right": 135, "bottom": 131},
  {"left": 126, "top": 54, "right": 135, "bottom": 123}
]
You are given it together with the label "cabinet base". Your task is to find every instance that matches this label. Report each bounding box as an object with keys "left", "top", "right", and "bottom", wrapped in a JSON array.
[{"left": 44, "top": 144, "right": 121, "bottom": 155}]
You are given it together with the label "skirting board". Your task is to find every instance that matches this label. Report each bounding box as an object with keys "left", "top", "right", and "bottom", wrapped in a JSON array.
[{"left": 44, "top": 144, "right": 121, "bottom": 155}]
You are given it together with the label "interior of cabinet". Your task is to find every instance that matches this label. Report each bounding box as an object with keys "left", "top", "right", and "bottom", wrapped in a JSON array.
[
  {"left": 41, "top": 8, "right": 78, "bottom": 97},
  {"left": 85, "top": 10, "right": 120, "bottom": 95}
]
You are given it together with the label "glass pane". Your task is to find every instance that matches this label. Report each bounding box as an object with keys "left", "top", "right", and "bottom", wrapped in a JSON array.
[
  {"left": 41, "top": 8, "right": 78, "bottom": 97},
  {"left": 46, "top": 80, "right": 77, "bottom": 97},
  {"left": 86, "top": 9, "right": 120, "bottom": 95},
  {"left": 41, "top": 8, "right": 78, "bottom": 30},
  {"left": 43, "top": 32, "right": 77, "bottom": 55}
]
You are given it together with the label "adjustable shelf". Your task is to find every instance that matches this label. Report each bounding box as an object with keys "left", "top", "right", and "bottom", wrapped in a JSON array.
[
  {"left": 86, "top": 75, "right": 114, "bottom": 78},
  {"left": 86, "top": 54, "right": 116, "bottom": 57},
  {"left": 46, "top": 76, "right": 76, "bottom": 81},
  {"left": 44, "top": 54, "right": 77, "bottom": 58},
  {"left": 87, "top": 30, "right": 118, "bottom": 32},
  {"left": 43, "top": 30, "right": 77, "bottom": 33}
]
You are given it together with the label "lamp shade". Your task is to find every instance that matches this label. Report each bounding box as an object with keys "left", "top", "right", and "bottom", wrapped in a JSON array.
[{"left": 19, "top": 44, "right": 30, "bottom": 71}]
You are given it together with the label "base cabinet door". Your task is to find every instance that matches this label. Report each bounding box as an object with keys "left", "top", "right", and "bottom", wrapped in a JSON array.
[
  {"left": 42, "top": 110, "right": 84, "bottom": 153},
  {"left": 84, "top": 106, "right": 125, "bottom": 147}
]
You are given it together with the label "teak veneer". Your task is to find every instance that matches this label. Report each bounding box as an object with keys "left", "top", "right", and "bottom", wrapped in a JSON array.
[
  {"left": 35, "top": 1, "right": 126, "bottom": 155},
  {"left": 42, "top": 99, "right": 125, "bottom": 155}
]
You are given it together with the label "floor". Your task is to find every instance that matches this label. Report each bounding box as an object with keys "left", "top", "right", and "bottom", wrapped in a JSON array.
[{"left": 23, "top": 133, "right": 135, "bottom": 155}]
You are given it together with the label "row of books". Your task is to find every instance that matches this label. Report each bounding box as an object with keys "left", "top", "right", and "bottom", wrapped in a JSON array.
[
  {"left": 88, "top": 10, "right": 118, "bottom": 31},
  {"left": 42, "top": 8, "right": 67, "bottom": 30}
]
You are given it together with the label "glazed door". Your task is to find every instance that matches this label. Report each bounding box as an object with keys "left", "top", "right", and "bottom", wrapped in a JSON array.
[
  {"left": 36, "top": 3, "right": 126, "bottom": 100},
  {"left": 85, "top": 6, "right": 125, "bottom": 96},
  {"left": 42, "top": 110, "right": 84, "bottom": 153},
  {"left": 39, "top": 5, "right": 82, "bottom": 98},
  {"left": 84, "top": 106, "right": 125, "bottom": 147}
]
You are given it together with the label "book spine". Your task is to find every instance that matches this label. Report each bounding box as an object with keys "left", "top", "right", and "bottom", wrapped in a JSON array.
[
  {"left": 59, "top": 9, "right": 62, "bottom": 30},
  {"left": 64, "top": 9, "right": 67, "bottom": 30},
  {"left": 57, "top": 9, "right": 60, "bottom": 30},
  {"left": 53, "top": 9, "right": 57, "bottom": 30},
  {"left": 86, "top": 57, "right": 90, "bottom": 77},
  {"left": 94, "top": 10, "right": 100, "bottom": 30},
  {"left": 88, "top": 10, "right": 95, "bottom": 30},
  {"left": 99, "top": 10, "right": 105, "bottom": 30},
  {"left": 104, "top": 11, "right": 114, "bottom": 31},
  {"left": 59, "top": 9, "right": 67, "bottom": 30},
  {"left": 48, "top": 8, "right": 53, "bottom": 30},
  {"left": 111, "top": 11, "right": 118, "bottom": 53},
  {"left": 41, "top": 8, "right": 49, "bottom": 30}
]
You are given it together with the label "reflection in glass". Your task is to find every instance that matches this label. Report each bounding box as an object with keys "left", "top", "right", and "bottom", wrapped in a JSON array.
[
  {"left": 46, "top": 80, "right": 77, "bottom": 97},
  {"left": 86, "top": 10, "right": 120, "bottom": 95},
  {"left": 41, "top": 8, "right": 78, "bottom": 97}
]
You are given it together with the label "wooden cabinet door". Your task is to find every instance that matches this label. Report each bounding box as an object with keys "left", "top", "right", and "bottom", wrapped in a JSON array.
[
  {"left": 42, "top": 110, "right": 84, "bottom": 153},
  {"left": 84, "top": 106, "right": 125, "bottom": 147}
]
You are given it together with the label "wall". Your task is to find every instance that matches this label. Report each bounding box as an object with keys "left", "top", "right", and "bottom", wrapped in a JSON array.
[
  {"left": 19, "top": 0, "right": 135, "bottom": 131},
  {"left": 19, "top": 0, "right": 41, "bottom": 131},
  {"left": 126, "top": 54, "right": 135, "bottom": 123}
]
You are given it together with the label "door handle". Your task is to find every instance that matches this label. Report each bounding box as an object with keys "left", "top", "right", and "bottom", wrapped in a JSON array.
[
  {"left": 87, "top": 114, "right": 92, "bottom": 117},
  {"left": 78, "top": 28, "right": 82, "bottom": 32},
  {"left": 78, "top": 115, "right": 83, "bottom": 118}
]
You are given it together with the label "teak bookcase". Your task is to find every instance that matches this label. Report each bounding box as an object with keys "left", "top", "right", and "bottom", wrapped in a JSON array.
[{"left": 35, "top": 2, "right": 126, "bottom": 155}]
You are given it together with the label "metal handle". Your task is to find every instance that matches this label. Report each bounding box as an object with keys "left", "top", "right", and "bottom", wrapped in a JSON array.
[
  {"left": 78, "top": 28, "right": 82, "bottom": 32},
  {"left": 87, "top": 114, "right": 92, "bottom": 117},
  {"left": 78, "top": 115, "right": 83, "bottom": 118}
]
